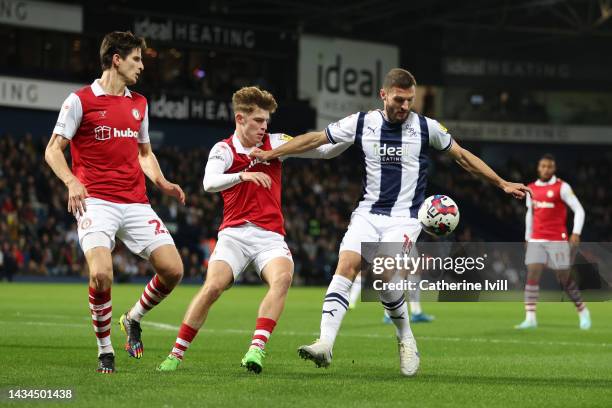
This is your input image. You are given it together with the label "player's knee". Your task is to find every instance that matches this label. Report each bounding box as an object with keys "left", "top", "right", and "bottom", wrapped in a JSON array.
[
  {"left": 156, "top": 258, "right": 184, "bottom": 284},
  {"left": 202, "top": 282, "right": 225, "bottom": 301},
  {"left": 336, "top": 259, "right": 359, "bottom": 281},
  {"left": 90, "top": 266, "right": 112, "bottom": 290},
  {"left": 270, "top": 270, "right": 293, "bottom": 292},
  {"left": 166, "top": 262, "right": 184, "bottom": 284}
]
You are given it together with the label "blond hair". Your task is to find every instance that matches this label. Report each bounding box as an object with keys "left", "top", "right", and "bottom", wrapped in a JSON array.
[{"left": 232, "top": 86, "right": 278, "bottom": 114}]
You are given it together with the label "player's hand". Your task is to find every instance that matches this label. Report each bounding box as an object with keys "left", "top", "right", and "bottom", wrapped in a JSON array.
[
  {"left": 569, "top": 233, "right": 580, "bottom": 246},
  {"left": 501, "top": 181, "right": 532, "bottom": 199},
  {"left": 66, "top": 177, "right": 89, "bottom": 216},
  {"left": 240, "top": 172, "right": 272, "bottom": 189},
  {"left": 158, "top": 180, "right": 186, "bottom": 205},
  {"left": 249, "top": 148, "right": 272, "bottom": 162}
]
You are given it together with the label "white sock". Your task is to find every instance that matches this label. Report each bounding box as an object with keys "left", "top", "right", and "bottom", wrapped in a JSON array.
[
  {"left": 98, "top": 341, "right": 115, "bottom": 356},
  {"left": 320, "top": 275, "right": 352, "bottom": 346},
  {"left": 409, "top": 301, "right": 422, "bottom": 315},
  {"left": 526, "top": 311, "right": 536, "bottom": 322},
  {"left": 407, "top": 274, "right": 422, "bottom": 315},
  {"left": 380, "top": 290, "right": 414, "bottom": 341},
  {"left": 348, "top": 274, "right": 362, "bottom": 307}
]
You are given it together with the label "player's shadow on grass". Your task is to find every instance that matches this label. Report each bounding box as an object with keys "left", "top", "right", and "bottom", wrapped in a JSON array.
[{"left": 421, "top": 373, "right": 612, "bottom": 389}]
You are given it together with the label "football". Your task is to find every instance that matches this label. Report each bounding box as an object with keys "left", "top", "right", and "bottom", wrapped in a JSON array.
[{"left": 418, "top": 194, "right": 460, "bottom": 236}]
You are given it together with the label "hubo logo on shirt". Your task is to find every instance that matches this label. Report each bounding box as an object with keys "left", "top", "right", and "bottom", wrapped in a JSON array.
[
  {"left": 373, "top": 143, "right": 410, "bottom": 163},
  {"left": 94, "top": 126, "right": 139, "bottom": 141}
]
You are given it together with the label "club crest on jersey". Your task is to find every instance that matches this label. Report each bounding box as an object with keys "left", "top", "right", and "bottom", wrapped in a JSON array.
[
  {"left": 547, "top": 190, "right": 554, "bottom": 198},
  {"left": 132, "top": 109, "right": 141, "bottom": 120},
  {"left": 80, "top": 217, "right": 92, "bottom": 229}
]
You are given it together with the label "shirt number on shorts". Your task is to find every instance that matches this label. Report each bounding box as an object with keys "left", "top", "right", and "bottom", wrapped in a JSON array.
[{"left": 148, "top": 219, "right": 168, "bottom": 235}]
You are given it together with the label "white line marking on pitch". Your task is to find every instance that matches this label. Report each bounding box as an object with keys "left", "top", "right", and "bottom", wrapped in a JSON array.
[{"left": 3, "top": 317, "right": 611, "bottom": 350}]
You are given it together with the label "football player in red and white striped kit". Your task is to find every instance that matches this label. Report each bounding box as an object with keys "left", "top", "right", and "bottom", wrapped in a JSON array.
[
  {"left": 157, "top": 87, "right": 349, "bottom": 374},
  {"left": 45, "top": 32, "right": 185, "bottom": 373},
  {"left": 516, "top": 153, "right": 590, "bottom": 330}
]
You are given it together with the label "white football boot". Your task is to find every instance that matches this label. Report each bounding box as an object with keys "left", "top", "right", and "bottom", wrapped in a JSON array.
[
  {"left": 297, "top": 339, "right": 333, "bottom": 368},
  {"left": 398, "top": 336, "right": 420, "bottom": 377},
  {"left": 514, "top": 319, "right": 537, "bottom": 330},
  {"left": 579, "top": 308, "right": 591, "bottom": 330}
]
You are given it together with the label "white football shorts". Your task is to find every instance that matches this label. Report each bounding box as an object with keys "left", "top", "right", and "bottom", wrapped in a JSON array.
[
  {"left": 76, "top": 197, "right": 175, "bottom": 259},
  {"left": 209, "top": 222, "right": 293, "bottom": 281},
  {"left": 525, "top": 240, "right": 571, "bottom": 270},
  {"left": 339, "top": 211, "right": 422, "bottom": 262}
]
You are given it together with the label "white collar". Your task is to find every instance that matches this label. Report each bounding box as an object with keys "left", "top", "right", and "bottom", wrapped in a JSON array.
[
  {"left": 232, "top": 133, "right": 262, "bottom": 154},
  {"left": 535, "top": 175, "right": 557, "bottom": 186},
  {"left": 91, "top": 79, "right": 132, "bottom": 98}
]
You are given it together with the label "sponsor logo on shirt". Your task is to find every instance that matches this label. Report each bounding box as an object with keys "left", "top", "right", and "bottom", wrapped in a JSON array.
[
  {"left": 94, "top": 126, "right": 139, "bottom": 141},
  {"left": 373, "top": 143, "right": 410, "bottom": 163},
  {"left": 533, "top": 200, "right": 555, "bottom": 209}
]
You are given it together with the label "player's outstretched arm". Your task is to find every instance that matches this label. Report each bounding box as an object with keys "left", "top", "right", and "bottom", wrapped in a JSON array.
[
  {"left": 138, "top": 143, "right": 185, "bottom": 205},
  {"left": 250, "top": 131, "right": 328, "bottom": 161},
  {"left": 44, "top": 134, "right": 89, "bottom": 216},
  {"left": 447, "top": 140, "right": 532, "bottom": 199}
]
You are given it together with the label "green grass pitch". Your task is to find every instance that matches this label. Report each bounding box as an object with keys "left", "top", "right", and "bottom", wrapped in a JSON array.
[{"left": 1, "top": 283, "right": 611, "bottom": 407}]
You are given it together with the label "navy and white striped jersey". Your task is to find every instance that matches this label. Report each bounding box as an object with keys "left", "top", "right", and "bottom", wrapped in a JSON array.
[{"left": 325, "top": 110, "right": 453, "bottom": 218}]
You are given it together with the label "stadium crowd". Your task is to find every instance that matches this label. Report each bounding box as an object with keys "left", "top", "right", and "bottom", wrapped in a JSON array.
[{"left": 1, "top": 132, "right": 610, "bottom": 283}]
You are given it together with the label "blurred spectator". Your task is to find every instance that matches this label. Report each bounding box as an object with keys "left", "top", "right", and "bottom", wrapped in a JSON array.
[{"left": 1, "top": 133, "right": 610, "bottom": 283}]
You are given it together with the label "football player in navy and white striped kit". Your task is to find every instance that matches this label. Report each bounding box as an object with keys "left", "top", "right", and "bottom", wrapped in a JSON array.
[{"left": 251, "top": 69, "right": 530, "bottom": 376}]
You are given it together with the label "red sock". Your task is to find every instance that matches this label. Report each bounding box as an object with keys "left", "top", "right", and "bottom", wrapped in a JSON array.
[
  {"left": 129, "top": 274, "right": 172, "bottom": 322},
  {"left": 171, "top": 323, "right": 199, "bottom": 360},
  {"left": 524, "top": 279, "right": 539, "bottom": 314},
  {"left": 89, "top": 287, "right": 113, "bottom": 355},
  {"left": 250, "top": 317, "right": 277, "bottom": 350}
]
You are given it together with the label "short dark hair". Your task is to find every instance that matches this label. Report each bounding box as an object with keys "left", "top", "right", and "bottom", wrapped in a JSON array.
[
  {"left": 99, "top": 31, "right": 146, "bottom": 71},
  {"left": 383, "top": 68, "right": 417, "bottom": 90},
  {"left": 540, "top": 153, "right": 556, "bottom": 162}
]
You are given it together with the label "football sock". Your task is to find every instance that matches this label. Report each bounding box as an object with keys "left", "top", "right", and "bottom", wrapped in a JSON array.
[
  {"left": 380, "top": 289, "right": 414, "bottom": 341},
  {"left": 320, "top": 275, "right": 352, "bottom": 345},
  {"left": 524, "top": 279, "right": 539, "bottom": 322},
  {"left": 129, "top": 274, "right": 172, "bottom": 322},
  {"left": 171, "top": 323, "right": 199, "bottom": 360},
  {"left": 250, "top": 317, "right": 277, "bottom": 350},
  {"left": 89, "top": 287, "right": 114, "bottom": 356},
  {"left": 407, "top": 274, "right": 422, "bottom": 315},
  {"left": 348, "top": 273, "right": 362, "bottom": 307},
  {"left": 563, "top": 277, "right": 585, "bottom": 312}
]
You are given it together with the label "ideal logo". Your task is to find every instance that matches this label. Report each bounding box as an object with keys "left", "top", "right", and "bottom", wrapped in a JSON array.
[
  {"left": 133, "top": 18, "right": 173, "bottom": 41},
  {"left": 317, "top": 56, "right": 382, "bottom": 97},
  {"left": 373, "top": 143, "right": 410, "bottom": 163}
]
